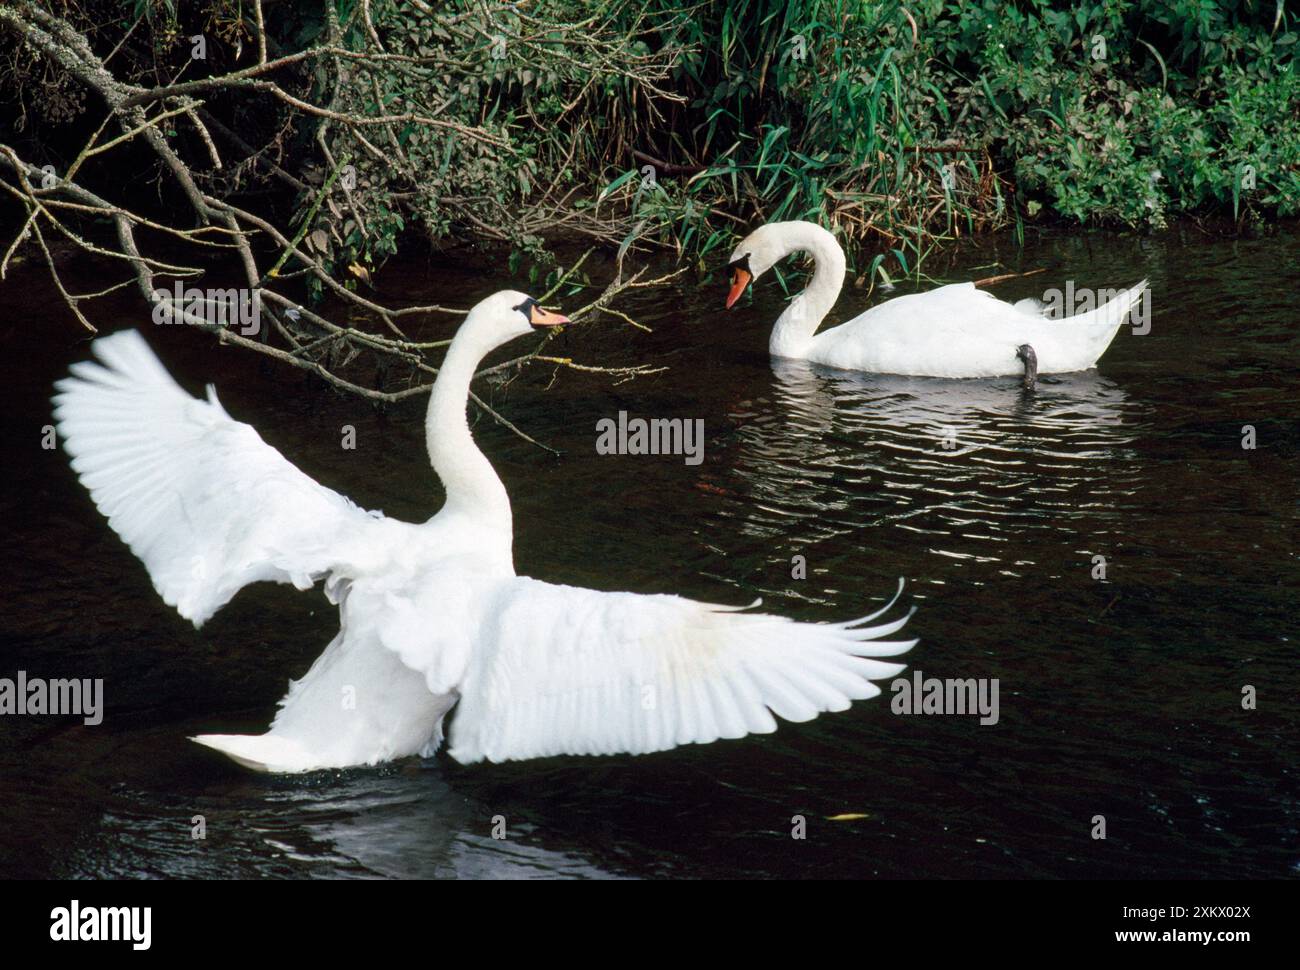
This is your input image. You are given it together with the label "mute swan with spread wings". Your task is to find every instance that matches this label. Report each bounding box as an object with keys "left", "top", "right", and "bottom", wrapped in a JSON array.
[{"left": 53, "top": 291, "right": 915, "bottom": 772}]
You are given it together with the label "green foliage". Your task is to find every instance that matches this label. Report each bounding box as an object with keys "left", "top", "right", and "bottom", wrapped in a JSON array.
[
  {"left": 623, "top": 0, "right": 1002, "bottom": 278},
  {"left": 8, "top": 0, "right": 1295, "bottom": 294},
  {"left": 279, "top": 0, "right": 653, "bottom": 298},
  {"left": 595, "top": 0, "right": 1299, "bottom": 272},
  {"left": 934, "top": 0, "right": 1300, "bottom": 229}
]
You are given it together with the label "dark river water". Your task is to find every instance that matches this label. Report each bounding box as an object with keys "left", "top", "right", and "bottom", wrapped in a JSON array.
[{"left": 1, "top": 227, "right": 1296, "bottom": 879}]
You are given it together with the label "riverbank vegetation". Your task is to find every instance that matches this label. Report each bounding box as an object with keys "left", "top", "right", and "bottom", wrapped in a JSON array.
[{"left": 2, "top": 1, "right": 1296, "bottom": 391}]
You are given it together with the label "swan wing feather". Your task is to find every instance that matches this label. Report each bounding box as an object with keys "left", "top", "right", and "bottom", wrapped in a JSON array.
[
  {"left": 52, "top": 330, "right": 382, "bottom": 627},
  {"left": 447, "top": 576, "right": 915, "bottom": 764}
]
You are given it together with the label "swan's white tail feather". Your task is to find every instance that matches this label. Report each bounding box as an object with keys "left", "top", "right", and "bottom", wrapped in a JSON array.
[
  {"left": 1070, "top": 279, "right": 1148, "bottom": 330},
  {"left": 1012, "top": 296, "right": 1049, "bottom": 316},
  {"left": 1064, "top": 278, "right": 1148, "bottom": 369},
  {"left": 191, "top": 733, "right": 314, "bottom": 773}
]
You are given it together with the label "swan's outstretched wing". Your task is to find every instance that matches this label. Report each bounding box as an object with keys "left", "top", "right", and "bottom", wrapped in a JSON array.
[
  {"left": 448, "top": 577, "right": 916, "bottom": 764},
  {"left": 53, "top": 330, "right": 383, "bottom": 626}
]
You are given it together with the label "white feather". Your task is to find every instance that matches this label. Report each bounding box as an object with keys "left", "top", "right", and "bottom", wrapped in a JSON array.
[
  {"left": 53, "top": 330, "right": 384, "bottom": 627},
  {"left": 55, "top": 298, "right": 916, "bottom": 773},
  {"left": 447, "top": 578, "right": 914, "bottom": 764},
  {"left": 730, "top": 220, "right": 1147, "bottom": 376}
]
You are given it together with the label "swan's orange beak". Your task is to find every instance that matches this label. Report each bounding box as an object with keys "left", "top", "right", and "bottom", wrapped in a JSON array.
[
  {"left": 528, "top": 305, "right": 569, "bottom": 329},
  {"left": 725, "top": 267, "right": 752, "bottom": 309}
]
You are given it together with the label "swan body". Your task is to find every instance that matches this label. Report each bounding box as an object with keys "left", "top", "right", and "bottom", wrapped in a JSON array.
[
  {"left": 54, "top": 291, "right": 915, "bottom": 773},
  {"left": 725, "top": 220, "right": 1147, "bottom": 378}
]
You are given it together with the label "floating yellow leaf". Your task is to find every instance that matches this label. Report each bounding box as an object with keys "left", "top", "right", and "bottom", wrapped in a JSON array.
[
  {"left": 348, "top": 262, "right": 371, "bottom": 284},
  {"left": 826, "top": 813, "right": 871, "bottom": 821}
]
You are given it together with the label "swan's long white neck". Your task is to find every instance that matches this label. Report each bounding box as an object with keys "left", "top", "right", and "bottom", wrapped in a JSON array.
[
  {"left": 766, "top": 222, "right": 846, "bottom": 360},
  {"left": 425, "top": 324, "right": 513, "bottom": 540}
]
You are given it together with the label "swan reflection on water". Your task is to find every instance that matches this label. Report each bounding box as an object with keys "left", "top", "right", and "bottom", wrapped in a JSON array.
[
  {"left": 766, "top": 356, "right": 1137, "bottom": 438},
  {"left": 720, "top": 359, "right": 1147, "bottom": 580},
  {"left": 74, "top": 765, "right": 624, "bottom": 880}
]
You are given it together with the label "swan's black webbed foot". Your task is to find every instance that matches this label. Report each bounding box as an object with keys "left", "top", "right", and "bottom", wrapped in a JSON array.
[{"left": 1015, "top": 344, "right": 1038, "bottom": 391}]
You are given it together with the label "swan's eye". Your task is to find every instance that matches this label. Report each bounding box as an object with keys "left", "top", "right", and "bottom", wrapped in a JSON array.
[
  {"left": 723, "top": 254, "right": 754, "bottom": 309},
  {"left": 515, "top": 298, "right": 571, "bottom": 329},
  {"left": 724, "top": 253, "right": 752, "bottom": 280}
]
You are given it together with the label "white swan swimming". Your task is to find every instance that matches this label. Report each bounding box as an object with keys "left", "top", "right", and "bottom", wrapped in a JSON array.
[
  {"left": 724, "top": 220, "right": 1148, "bottom": 379},
  {"left": 53, "top": 291, "right": 915, "bottom": 773}
]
